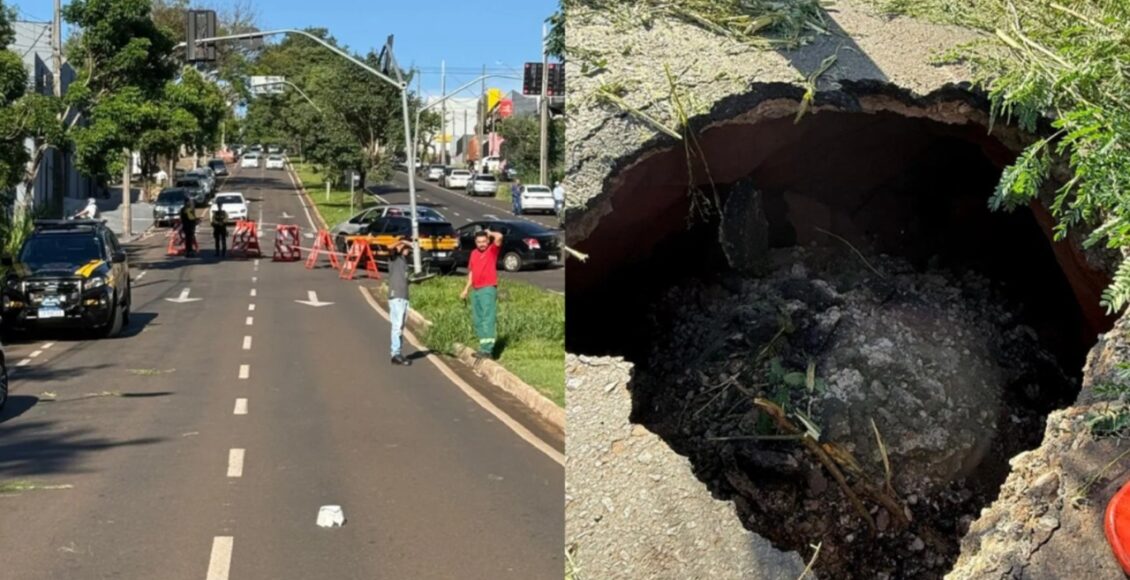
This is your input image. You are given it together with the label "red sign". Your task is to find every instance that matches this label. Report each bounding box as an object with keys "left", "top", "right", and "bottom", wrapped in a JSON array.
[{"left": 499, "top": 99, "right": 513, "bottom": 118}]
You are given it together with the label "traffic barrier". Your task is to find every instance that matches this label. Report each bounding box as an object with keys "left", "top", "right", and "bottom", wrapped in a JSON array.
[
  {"left": 165, "top": 220, "right": 199, "bottom": 256},
  {"left": 339, "top": 239, "right": 380, "bottom": 280},
  {"left": 231, "top": 220, "right": 262, "bottom": 258},
  {"left": 305, "top": 230, "right": 341, "bottom": 270},
  {"left": 273, "top": 224, "right": 302, "bottom": 261}
]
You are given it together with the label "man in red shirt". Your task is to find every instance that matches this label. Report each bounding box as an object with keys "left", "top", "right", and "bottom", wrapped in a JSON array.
[{"left": 460, "top": 228, "right": 504, "bottom": 359}]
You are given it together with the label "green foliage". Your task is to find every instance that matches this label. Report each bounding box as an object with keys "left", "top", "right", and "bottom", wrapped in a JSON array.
[
  {"left": 546, "top": 6, "right": 565, "bottom": 60},
  {"left": 493, "top": 115, "right": 565, "bottom": 185}
]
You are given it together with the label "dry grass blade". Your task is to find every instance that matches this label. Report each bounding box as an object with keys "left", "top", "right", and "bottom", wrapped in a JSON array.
[
  {"left": 754, "top": 397, "right": 878, "bottom": 534},
  {"left": 595, "top": 88, "right": 683, "bottom": 140},
  {"left": 813, "top": 226, "right": 886, "bottom": 279},
  {"left": 871, "top": 418, "right": 895, "bottom": 496},
  {"left": 1071, "top": 445, "right": 1130, "bottom": 508},
  {"left": 563, "top": 245, "right": 590, "bottom": 262},
  {"left": 797, "top": 542, "right": 822, "bottom": 580}
]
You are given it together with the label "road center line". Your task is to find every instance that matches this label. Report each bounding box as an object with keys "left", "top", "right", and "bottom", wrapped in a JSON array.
[
  {"left": 206, "top": 536, "right": 234, "bottom": 580},
  {"left": 227, "top": 449, "right": 244, "bottom": 477},
  {"left": 242, "top": 336, "right": 252, "bottom": 350},
  {"left": 245, "top": 317, "right": 253, "bottom": 326},
  {"left": 234, "top": 398, "right": 248, "bottom": 415},
  {"left": 41, "top": 342, "right": 54, "bottom": 349},
  {"left": 249, "top": 289, "right": 256, "bottom": 297},
  {"left": 239, "top": 365, "right": 250, "bottom": 379},
  {"left": 29, "top": 350, "right": 42, "bottom": 358},
  {"left": 16, "top": 358, "right": 30, "bottom": 367},
  {"left": 251, "top": 276, "right": 257, "bottom": 284},
  {"left": 248, "top": 304, "right": 255, "bottom": 312}
]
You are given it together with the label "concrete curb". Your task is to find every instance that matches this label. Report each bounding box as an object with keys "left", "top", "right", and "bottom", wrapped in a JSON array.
[
  {"left": 287, "top": 163, "right": 330, "bottom": 231},
  {"left": 371, "top": 286, "right": 565, "bottom": 432}
]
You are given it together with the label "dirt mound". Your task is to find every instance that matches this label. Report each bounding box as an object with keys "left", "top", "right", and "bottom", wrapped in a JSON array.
[{"left": 631, "top": 245, "right": 1076, "bottom": 578}]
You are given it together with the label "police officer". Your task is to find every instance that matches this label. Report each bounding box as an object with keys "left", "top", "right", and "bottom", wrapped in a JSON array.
[
  {"left": 211, "top": 205, "right": 228, "bottom": 258},
  {"left": 179, "top": 199, "right": 199, "bottom": 257}
]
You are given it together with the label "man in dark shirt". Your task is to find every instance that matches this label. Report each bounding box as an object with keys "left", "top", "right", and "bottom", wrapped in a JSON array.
[
  {"left": 211, "top": 206, "right": 228, "bottom": 258},
  {"left": 460, "top": 228, "right": 503, "bottom": 359},
  {"left": 388, "top": 238, "right": 413, "bottom": 366},
  {"left": 179, "top": 199, "right": 198, "bottom": 257}
]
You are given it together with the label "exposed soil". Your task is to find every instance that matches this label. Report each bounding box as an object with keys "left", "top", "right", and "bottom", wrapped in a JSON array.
[{"left": 629, "top": 243, "right": 1081, "bottom": 579}]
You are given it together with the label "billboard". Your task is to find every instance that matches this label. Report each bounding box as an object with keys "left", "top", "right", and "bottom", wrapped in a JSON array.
[
  {"left": 250, "top": 76, "right": 286, "bottom": 96},
  {"left": 487, "top": 88, "right": 502, "bottom": 112},
  {"left": 499, "top": 99, "right": 513, "bottom": 118}
]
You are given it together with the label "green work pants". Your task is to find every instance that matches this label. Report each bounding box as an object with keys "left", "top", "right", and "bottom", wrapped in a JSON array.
[{"left": 471, "top": 286, "right": 497, "bottom": 355}]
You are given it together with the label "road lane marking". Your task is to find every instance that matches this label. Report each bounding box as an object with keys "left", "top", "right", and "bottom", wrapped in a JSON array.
[
  {"left": 245, "top": 317, "right": 253, "bottom": 326},
  {"left": 227, "top": 449, "right": 244, "bottom": 477},
  {"left": 29, "top": 350, "right": 42, "bottom": 358},
  {"left": 248, "top": 304, "right": 255, "bottom": 312},
  {"left": 234, "top": 398, "right": 248, "bottom": 415},
  {"left": 242, "top": 336, "right": 252, "bottom": 350},
  {"left": 41, "top": 342, "right": 54, "bottom": 349},
  {"left": 166, "top": 288, "right": 203, "bottom": 303},
  {"left": 249, "top": 289, "right": 256, "bottom": 297},
  {"left": 206, "top": 536, "right": 233, "bottom": 580},
  {"left": 284, "top": 165, "right": 321, "bottom": 232},
  {"left": 239, "top": 365, "right": 250, "bottom": 379},
  {"left": 251, "top": 276, "right": 257, "bottom": 284},
  {"left": 16, "top": 359, "right": 29, "bottom": 367},
  {"left": 356, "top": 286, "right": 564, "bottom": 465}
]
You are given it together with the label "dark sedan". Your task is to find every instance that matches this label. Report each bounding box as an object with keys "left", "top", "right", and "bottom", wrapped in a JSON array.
[{"left": 454, "top": 220, "right": 562, "bottom": 272}]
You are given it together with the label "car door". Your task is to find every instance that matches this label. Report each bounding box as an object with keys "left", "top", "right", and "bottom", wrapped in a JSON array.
[{"left": 101, "top": 230, "right": 126, "bottom": 296}]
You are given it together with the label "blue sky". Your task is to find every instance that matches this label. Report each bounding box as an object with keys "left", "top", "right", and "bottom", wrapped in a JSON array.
[{"left": 9, "top": 0, "right": 558, "bottom": 97}]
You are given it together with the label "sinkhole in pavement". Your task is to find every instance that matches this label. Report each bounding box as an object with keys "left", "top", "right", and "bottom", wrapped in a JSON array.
[{"left": 566, "top": 88, "right": 1114, "bottom": 578}]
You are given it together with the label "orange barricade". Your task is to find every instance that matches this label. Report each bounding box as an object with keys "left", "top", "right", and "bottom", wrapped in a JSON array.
[
  {"left": 273, "top": 224, "right": 302, "bottom": 261},
  {"left": 305, "top": 230, "right": 341, "bottom": 270},
  {"left": 165, "top": 220, "right": 199, "bottom": 256},
  {"left": 231, "top": 220, "right": 262, "bottom": 258},
  {"left": 339, "top": 239, "right": 380, "bottom": 280}
]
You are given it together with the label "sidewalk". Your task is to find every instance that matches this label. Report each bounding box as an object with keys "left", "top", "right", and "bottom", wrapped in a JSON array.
[{"left": 62, "top": 185, "right": 154, "bottom": 242}]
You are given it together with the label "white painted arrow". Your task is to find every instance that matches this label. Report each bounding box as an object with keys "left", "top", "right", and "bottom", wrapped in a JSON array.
[
  {"left": 295, "top": 291, "right": 334, "bottom": 307},
  {"left": 281, "top": 211, "right": 293, "bottom": 219},
  {"left": 165, "top": 288, "right": 202, "bottom": 304}
]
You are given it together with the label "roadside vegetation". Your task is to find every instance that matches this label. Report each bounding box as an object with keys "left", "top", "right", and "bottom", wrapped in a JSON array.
[
  {"left": 404, "top": 276, "right": 564, "bottom": 407},
  {"left": 292, "top": 161, "right": 376, "bottom": 228}
]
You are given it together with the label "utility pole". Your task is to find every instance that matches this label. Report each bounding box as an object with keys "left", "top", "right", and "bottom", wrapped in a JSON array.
[
  {"left": 440, "top": 60, "right": 446, "bottom": 165},
  {"left": 52, "top": 0, "right": 61, "bottom": 98},
  {"left": 478, "top": 64, "right": 485, "bottom": 171},
  {"left": 463, "top": 108, "right": 468, "bottom": 166},
  {"left": 539, "top": 23, "right": 549, "bottom": 186},
  {"left": 122, "top": 150, "right": 132, "bottom": 237}
]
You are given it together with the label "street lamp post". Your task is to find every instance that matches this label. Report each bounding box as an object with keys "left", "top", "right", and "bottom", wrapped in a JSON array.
[{"left": 178, "top": 29, "right": 428, "bottom": 272}]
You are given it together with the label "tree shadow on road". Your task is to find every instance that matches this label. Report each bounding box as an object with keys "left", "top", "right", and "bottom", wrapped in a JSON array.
[
  {"left": 0, "top": 418, "right": 163, "bottom": 477},
  {"left": 0, "top": 395, "right": 38, "bottom": 425}
]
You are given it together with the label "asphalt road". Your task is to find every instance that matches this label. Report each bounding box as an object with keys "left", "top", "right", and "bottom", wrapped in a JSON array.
[
  {"left": 372, "top": 172, "right": 565, "bottom": 294},
  {"left": 0, "top": 163, "right": 564, "bottom": 580}
]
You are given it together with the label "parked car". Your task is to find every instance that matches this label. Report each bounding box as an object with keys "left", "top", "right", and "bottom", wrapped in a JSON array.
[
  {"left": 208, "top": 159, "right": 229, "bottom": 177},
  {"left": 454, "top": 220, "right": 562, "bottom": 272},
  {"left": 265, "top": 154, "right": 285, "bottom": 170},
  {"left": 425, "top": 164, "right": 446, "bottom": 181},
  {"left": 344, "top": 216, "right": 459, "bottom": 273},
  {"left": 153, "top": 188, "right": 189, "bottom": 226},
  {"left": 481, "top": 156, "right": 503, "bottom": 173},
  {"left": 331, "top": 205, "right": 447, "bottom": 252},
  {"left": 518, "top": 184, "right": 555, "bottom": 215},
  {"left": 241, "top": 153, "right": 260, "bottom": 168},
  {"left": 211, "top": 193, "right": 248, "bottom": 223},
  {"left": 174, "top": 176, "right": 207, "bottom": 205},
  {"left": 444, "top": 169, "right": 472, "bottom": 189},
  {"left": 465, "top": 174, "right": 499, "bottom": 197},
  {"left": 0, "top": 220, "right": 132, "bottom": 338},
  {"left": 186, "top": 169, "right": 214, "bottom": 198}
]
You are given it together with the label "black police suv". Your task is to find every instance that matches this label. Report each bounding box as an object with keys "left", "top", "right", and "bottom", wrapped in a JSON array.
[{"left": 1, "top": 220, "right": 132, "bottom": 338}]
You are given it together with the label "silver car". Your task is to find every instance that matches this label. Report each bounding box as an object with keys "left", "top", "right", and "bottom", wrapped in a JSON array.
[{"left": 465, "top": 174, "right": 498, "bottom": 197}]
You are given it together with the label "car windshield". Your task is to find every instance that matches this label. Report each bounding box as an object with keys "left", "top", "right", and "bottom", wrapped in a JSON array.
[
  {"left": 419, "top": 223, "right": 456, "bottom": 237},
  {"left": 176, "top": 179, "right": 200, "bottom": 187},
  {"left": 452, "top": 171, "right": 470, "bottom": 177},
  {"left": 269, "top": 156, "right": 282, "bottom": 160},
  {"left": 476, "top": 176, "right": 496, "bottom": 182},
  {"left": 20, "top": 233, "right": 103, "bottom": 269},
  {"left": 157, "top": 190, "right": 186, "bottom": 203},
  {"left": 209, "top": 161, "right": 225, "bottom": 168},
  {"left": 526, "top": 186, "right": 551, "bottom": 193},
  {"left": 215, "top": 195, "right": 243, "bottom": 205}
]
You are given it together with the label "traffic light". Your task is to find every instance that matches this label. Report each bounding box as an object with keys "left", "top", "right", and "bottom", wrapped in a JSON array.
[
  {"left": 185, "top": 10, "right": 217, "bottom": 62},
  {"left": 523, "top": 62, "right": 543, "bottom": 96},
  {"left": 546, "top": 63, "right": 565, "bottom": 97}
]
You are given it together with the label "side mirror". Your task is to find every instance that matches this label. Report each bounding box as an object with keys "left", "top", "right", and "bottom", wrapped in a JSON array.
[
  {"left": 111, "top": 252, "right": 127, "bottom": 264},
  {"left": 1, "top": 256, "right": 12, "bottom": 267}
]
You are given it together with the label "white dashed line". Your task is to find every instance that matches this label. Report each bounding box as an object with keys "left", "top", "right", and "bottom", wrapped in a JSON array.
[
  {"left": 251, "top": 276, "right": 257, "bottom": 284},
  {"left": 242, "top": 336, "right": 252, "bottom": 350},
  {"left": 234, "top": 398, "right": 248, "bottom": 415},
  {"left": 248, "top": 304, "right": 255, "bottom": 312},
  {"left": 227, "top": 449, "right": 244, "bottom": 477},
  {"left": 249, "top": 289, "right": 256, "bottom": 297},
  {"left": 41, "top": 342, "right": 54, "bottom": 349},
  {"left": 16, "top": 359, "right": 29, "bottom": 367},
  {"left": 245, "top": 317, "right": 253, "bottom": 326},
  {"left": 136, "top": 271, "right": 147, "bottom": 281},
  {"left": 29, "top": 350, "right": 42, "bottom": 358},
  {"left": 206, "top": 536, "right": 233, "bottom": 580},
  {"left": 239, "top": 365, "right": 250, "bottom": 379}
]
